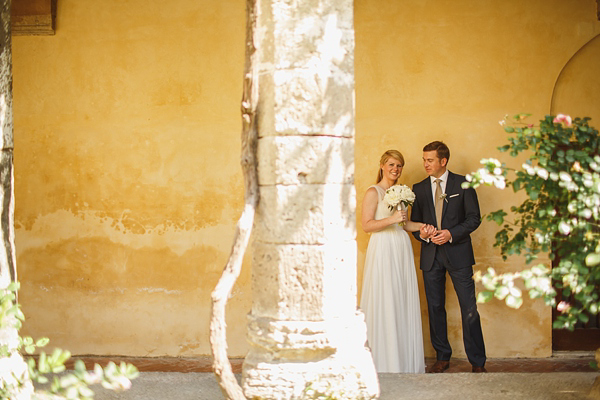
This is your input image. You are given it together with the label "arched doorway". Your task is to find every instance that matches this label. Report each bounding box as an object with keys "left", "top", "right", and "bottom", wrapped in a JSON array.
[{"left": 550, "top": 33, "right": 600, "bottom": 352}]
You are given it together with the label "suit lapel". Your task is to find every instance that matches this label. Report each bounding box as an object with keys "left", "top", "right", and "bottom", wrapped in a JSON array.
[
  {"left": 423, "top": 178, "right": 436, "bottom": 223},
  {"left": 442, "top": 172, "right": 455, "bottom": 220}
]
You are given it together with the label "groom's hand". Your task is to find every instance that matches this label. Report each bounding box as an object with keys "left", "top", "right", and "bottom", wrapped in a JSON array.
[
  {"left": 420, "top": 224, "right": 436, "bottom": 240},
  {"left": 431, "top": 229, "right": 452, "bottom": 245}
]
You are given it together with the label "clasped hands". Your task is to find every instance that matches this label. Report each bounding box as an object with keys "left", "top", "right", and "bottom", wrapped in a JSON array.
[
  {"left": 419, "top": 224, "right": 452, "bottom": 245},
  {"left": 393, "top": 210, "right": 451, "bottom": 245}
]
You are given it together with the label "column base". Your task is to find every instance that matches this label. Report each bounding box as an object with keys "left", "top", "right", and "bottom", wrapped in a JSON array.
[{"left": 242, "top": 311, "right": 379, "bottom": 399}]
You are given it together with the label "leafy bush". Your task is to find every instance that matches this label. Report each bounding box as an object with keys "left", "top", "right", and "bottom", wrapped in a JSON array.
[
  {"left": 463, "top": 113, "right": 600, "bottom": 330},
  {"left": 0, "top": 282, "right": 139, "bottom": 399}
]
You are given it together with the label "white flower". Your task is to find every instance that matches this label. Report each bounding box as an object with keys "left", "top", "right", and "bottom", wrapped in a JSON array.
[
  {"left": 112, "top": 376, "right": 132, "bottom": 391},
  {"left": 482, "top": 158, "right": 502, "bottom": 168},
  {"left": 536, "top": 168, "right": 549, "bottom": 180},
  {"left": 581, "top": 209, "right": 592, "bottom": 219},
  {"left": 523, "top": 163, "right": 536, "bottom": 176},
  {"left": 583, "top": 174, "right": 593, "bottom": 187},
  {"left": 559, "top": 171, "right": 572, "bottom": 182},
  {"left": 383, "top": 184, "right": 415, "bottom": 211},
  {"left": 557, "top": 301, "right": 571, "bottom": 312},
  {"left": 558, "top": 222, "right": 571, "bottom": 235},
  {"left": 494, "top": 177, "right": 506, "bottom": 189}
]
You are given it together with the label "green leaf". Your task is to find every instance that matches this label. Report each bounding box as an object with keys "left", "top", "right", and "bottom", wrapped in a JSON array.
[
  {"left": 78, "top": 386, "right": 94, "bottom": 398},
  {"left": 494, "top": 286, "right": 510, "bottom": 300},
  {"left": 52, "top": 364, "right": 66, "bottom": 374},
  {"left": 477, "top": 291, "right": 494, "bottom": 303},
  {"left": 578, "top": 313, "right": 589, "bottom": 323},
  {"left": 38, "top": 352, "right": 49, "bottom": 373},
  {"left": 55, "top": 349, "right": 71, "bottom": 365},
  {"left": 64, "top": 385, "right": 78, "bottom": 399},
  {"left": 506, "top": 295, "right": 524, "bottom": 309},
  {"left": 504, "top": 126, "right": 515, "bottom": 133},
  {"left": 489, "top": 210, "right": 507, "bottom": 225},
  {"left": 553, "top": 320, "right": 566, "bottom": 329},
  {"left": 585, "top": 253, "right": 600, "bottom": 267},
  {"left": 75, "top": 359, "right": 87, "bottom": 373}
]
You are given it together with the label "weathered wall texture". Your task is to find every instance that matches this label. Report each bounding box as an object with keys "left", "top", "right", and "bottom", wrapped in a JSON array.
[
  {"left": 13, "top": 0, "right": 249, "bottom": 356},
  {"left": 11, "top": 0, "right": 600, "bottom": 358},
  {"left": 354, "top": 0, "right": 600, "bottom": 358}
]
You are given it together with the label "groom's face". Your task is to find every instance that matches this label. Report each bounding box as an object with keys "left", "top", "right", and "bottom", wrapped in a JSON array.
[{"left": 423, "top": 150, "right": 447, "bottom": 178}]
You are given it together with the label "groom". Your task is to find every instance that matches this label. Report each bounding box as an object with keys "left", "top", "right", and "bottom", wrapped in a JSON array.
[{"left": 411, "top": 141, "right": 487, "bottom": 373}]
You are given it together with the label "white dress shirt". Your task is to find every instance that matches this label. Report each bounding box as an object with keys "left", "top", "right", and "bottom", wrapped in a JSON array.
[
  {"left": 427, "top": 169, "right": 452, "bottom": 242},
  {"left": 430, "top": 169, "right": 449, "bottom": 205}
]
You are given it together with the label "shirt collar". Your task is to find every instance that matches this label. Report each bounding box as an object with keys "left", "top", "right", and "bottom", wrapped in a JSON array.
[{"left": 430, "top": 170, "right": 449, "bottom": 184}]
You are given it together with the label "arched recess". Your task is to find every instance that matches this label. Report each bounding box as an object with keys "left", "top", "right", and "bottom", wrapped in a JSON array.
[
  {"left": 550, "top": 33, "right": 600, "bottom": 352},
  {"left": 550, "top": 33, "right": 600, "bottom": 121}
]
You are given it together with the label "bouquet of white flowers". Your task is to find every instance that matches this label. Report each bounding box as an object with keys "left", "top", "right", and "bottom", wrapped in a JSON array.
[{"left": 383, "top": 184, "right": 416, "bottom": 212}]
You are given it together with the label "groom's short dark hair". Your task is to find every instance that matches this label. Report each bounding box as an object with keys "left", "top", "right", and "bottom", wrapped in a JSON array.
[{"left": 423, "top": 141, "right": 450, "bottom": 162}]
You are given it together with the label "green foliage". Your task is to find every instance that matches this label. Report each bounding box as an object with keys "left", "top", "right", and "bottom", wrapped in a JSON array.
[
  {"left": 463, "top": 114, "right": 600, "bottom": 330},
  {"left": 0, "top": 282, "right": 139, "bottom": 399}
]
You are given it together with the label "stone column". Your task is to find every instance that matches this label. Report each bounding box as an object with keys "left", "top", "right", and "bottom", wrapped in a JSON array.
[
  {"left": 241, "top": 0, "right": 379, "bottom": 398},
  {"left": 0, "top": 1, "right": 33, "bottom": 398},
  {"left": 0, "top": 0, "right": 14, "bottom": 289}
]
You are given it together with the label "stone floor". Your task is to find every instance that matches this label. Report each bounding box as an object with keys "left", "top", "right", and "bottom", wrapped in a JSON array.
[
  {"left": 54, "top": 355, "right": 599, "bottom": 400},
  {"left": 67, "top": 354, "right": 598, "bottom": 373}
]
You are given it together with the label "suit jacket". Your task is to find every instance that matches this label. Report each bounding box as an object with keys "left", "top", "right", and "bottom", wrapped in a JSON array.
[{"left": 411, "top": 171, "right": 481, "bottom": 271}]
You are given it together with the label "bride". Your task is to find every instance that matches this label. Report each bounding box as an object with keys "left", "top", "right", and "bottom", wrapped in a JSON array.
[{"left": 360, "top": 150, "right": 432, "bottom": 373}]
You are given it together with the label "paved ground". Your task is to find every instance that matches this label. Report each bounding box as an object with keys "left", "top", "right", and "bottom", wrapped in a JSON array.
[
  {"left": 67, "top": 354, "right": 598, "bottom": 373},
  {"left": 90, "top": 371, "right": 598, "bottom": 400},
  {"left": 46, "top": 356, "right": 600, "bottom": 399}
]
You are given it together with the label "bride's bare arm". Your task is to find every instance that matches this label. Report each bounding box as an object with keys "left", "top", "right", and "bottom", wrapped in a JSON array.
[
  {"left": 361, "top": 187, "right": 405, "bottom": 233},
  {"left": 402, "top": 220, "right": 424, "bottom": 233}
]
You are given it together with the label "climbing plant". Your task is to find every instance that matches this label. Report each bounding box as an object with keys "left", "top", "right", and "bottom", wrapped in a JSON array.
[
  {"left": 0, "top": 282, "right": 139, "bottom": 399},
  {"left": 463, "top": 113, "right": 600, "bottom": 331}
]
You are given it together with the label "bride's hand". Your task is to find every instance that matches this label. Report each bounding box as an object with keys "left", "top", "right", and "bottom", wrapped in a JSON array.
[
  {"left": 420, "top": 224, "right": 436, "bottom": 239},
  {"left": 392, "top": 210, "right": 407, "bottom": 224}
]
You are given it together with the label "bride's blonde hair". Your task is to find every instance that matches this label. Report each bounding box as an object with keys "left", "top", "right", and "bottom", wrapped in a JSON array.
[{"left": 376, "top": 150, "right": 405, "bottom": 183}]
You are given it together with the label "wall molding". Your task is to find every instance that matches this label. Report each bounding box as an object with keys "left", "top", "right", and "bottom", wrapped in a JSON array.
[{"left": 11, "top": 0, "right": 56, "bottom": 36}]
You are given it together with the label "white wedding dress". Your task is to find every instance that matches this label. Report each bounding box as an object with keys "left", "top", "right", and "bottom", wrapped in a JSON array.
[{"left": 360, "top": 185, "right": 425, "bottom": 373}]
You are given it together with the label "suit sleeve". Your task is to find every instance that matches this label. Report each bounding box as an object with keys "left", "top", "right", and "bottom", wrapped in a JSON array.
[
  {"left": 448, "top": 184, "right": 481, "bottom": 243},
  {"left": 411, "top": 184, "right": 426, "bottom": 242}
]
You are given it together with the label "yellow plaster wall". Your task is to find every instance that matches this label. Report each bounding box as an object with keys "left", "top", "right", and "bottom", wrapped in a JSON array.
[
  {"left": 353, "top": 0, "right": 600, "bottom": 358},
  {"left": 13, "top": 0, "right": 250, "bottom": 356},
  {"left": 11, "top": 0, "right": 600, "bottom": 358}
]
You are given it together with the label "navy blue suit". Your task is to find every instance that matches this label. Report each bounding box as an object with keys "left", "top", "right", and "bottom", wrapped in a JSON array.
[{"left": 411, "top": 171, "right": 486, "bottom": 367}]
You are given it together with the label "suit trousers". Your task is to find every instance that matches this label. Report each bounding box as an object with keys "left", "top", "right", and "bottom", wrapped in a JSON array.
[{"left": 423, "top": 245, "right": 486, "bottom": 367}]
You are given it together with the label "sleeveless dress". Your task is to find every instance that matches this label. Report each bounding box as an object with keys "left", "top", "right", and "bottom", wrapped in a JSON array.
[{"left": 360, "top": 185, "right": 425, "bottom": 373}]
